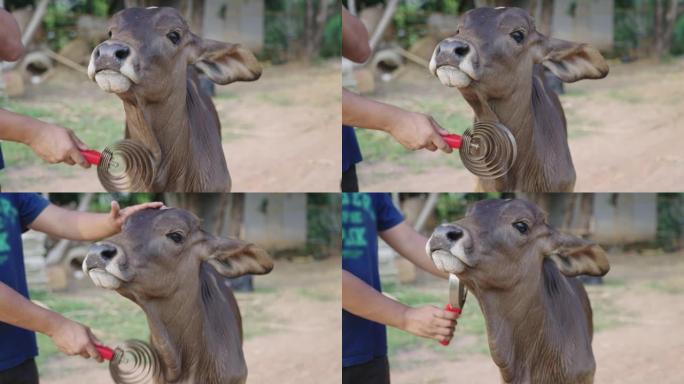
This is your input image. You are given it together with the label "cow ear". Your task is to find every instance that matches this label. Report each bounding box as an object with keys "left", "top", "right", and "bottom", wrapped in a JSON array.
[
  {"left": 189, "top": 35, "right": 262, "bottom": 85},
  {"left": 545, "top": 232, "right": 610, "bottom": 277},
  {"left": 203, "top": 237, "right": 273, "bottom": 277},
  {"left": 534, "top": 35, "right": 608, "bottom": 83}
]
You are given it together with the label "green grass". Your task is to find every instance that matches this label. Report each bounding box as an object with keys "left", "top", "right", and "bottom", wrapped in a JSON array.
[
  {"left": 297, "top": 287, "right": 337, "bottom": 302},
  {"left": 607, "top": 90, "right": 643, "bottom": 104},
  {"left": 646, "top": 278, "right": 684, "bottom": 294},
  {"left": 256, "top": 93, "right": 294, "bottom": 107},
  {"left": 0, "top": 100, "right": 122, "bottom": 167},
  {"left": 355, "top": 98, "right": 471, "bottom": 170},
  {"left": 30, "top": 289, "right": 148, "bottom": 369}
]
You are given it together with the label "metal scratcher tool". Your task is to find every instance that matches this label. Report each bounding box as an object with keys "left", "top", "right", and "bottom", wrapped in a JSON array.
[
  {"left": 96, "top": 340, "right": 160, "bottom": 384},
  {"left": 441, "top": 121, "right": 517, "bottom": 179},
  {"left": 80, "top": 140, "right": 155, "bottom": 192}
]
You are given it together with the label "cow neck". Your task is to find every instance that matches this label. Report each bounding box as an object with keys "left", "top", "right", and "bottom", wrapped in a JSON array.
[
  {"left": 138, "top": 265, "right": 246, "bottom": 383},
  {"left": 474, "top": 260, "right": 594, "bottom": 383},
  {"left": 463, "top": 65, "right": 571, "bottom": 191},
  {"left": 121, "top": 82, "right": 197, "bottom": 191}
]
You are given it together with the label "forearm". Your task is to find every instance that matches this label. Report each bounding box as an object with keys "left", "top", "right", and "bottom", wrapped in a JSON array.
[
  {"left": 29, "top": 205, "right": 118, "bottom": 241},
  {"left": 0, "top": 9, "right": 24, "bottom": 61},
  {"left": 0, "top": 282, "right": 63, "bottom": 337},
  {"left": 0, "top": 109, "right": 42, "bottom": 145},
  {"left": 381, "top": 222, "right": 449, "bottom": 279},
  {"left": 342, "top": 270, "right": 409, "bottom": 330},
  {"left": 342, "top": 89, "right": 406, "bottom": 131}
]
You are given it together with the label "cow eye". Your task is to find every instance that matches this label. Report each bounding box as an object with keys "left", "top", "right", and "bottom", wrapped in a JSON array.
[
  {"left": 512, "top": 221, "right": 529, "bottom": 234},
  {"left": 510, "top": 30, "right": 525, "bottom": 44},
  {"left": 166, "top": 232, "right": 184, "bottom": 244},
  {"left": 167, "top": 31, "right": 181, "bottom": 45}
]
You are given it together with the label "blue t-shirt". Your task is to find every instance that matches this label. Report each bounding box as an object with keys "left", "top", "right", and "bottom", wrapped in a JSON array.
[
  {"left": 0, "top": 193, "right": 50, "bottom": 371},
  {"left": 342, "top": 125, "right": 362, "bottom": 172},
  {"left": 342, "top": 193, "right": 403, "bottom": 368}
]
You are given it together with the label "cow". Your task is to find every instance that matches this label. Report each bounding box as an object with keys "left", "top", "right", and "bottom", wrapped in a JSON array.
[
  {"left": 430, "top": 7, "right": 608, "bottom": 192},
  {"left": 83, "top": 208, "right": 273, "bottom": 383},
  {"left": 427, "top": 198, "right": 610, "bottom": 383},
  {"left": 88, "top": 7, "right": 262, "bottom": 192}
]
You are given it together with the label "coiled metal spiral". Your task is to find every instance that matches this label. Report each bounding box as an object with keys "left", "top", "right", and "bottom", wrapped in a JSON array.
[
  {"left": 459, "top": 121, "right": 517, "bottom": 179},
  {"left": 97, "top": 140, "right": 155, "bottom": 192},
  {"left": 109, "top": 340, "right": 161, "bottom": 384}
]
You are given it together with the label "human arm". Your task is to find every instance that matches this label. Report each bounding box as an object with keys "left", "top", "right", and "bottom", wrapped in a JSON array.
[
  {"left": 0, "top": 282, "right": 103, "bottom": 361},
  {"left": 342, "top": 270, "right": 457, "bottom": 342},
  {"left": 0, "top": 8, "right": 24, "bottom": 61},
  {"left": 342, "top": 6, "right": 371, "bottom": 63},
  {"left": 342, "top": 89, "right": 452, "bottom": 153},
  {"left": 0, "top": 109, "right": 90, "bottom": 167},
  {"left": 28, "top": 200, "right": 164, "bottom": 241},
  {"left": 380, "top": 221, "right": 449, "bottom": 279}
]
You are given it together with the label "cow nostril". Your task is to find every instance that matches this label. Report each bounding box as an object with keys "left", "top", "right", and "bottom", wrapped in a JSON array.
[
  {"left": 115, "top": 47, "right": 130, "bottom": 60},
  {"left": 446, "top": 229, "right": 463, "bottom": 242},
  {"left": 436, "top": 46, "right": 441, "bottom": 55},
  {"left": 94, "top": 48, "right": 100, "bottom": 59},
  {"left": 454, "top": 45, "right": 469, "bottom": 57},
  {"left": 100, "top": 247, "right": 117, "bottom": 260}
]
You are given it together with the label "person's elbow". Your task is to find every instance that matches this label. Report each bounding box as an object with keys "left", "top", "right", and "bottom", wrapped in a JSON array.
[
  {"left": 346, "top": 41, "right": 372, "bottom": 63},
  {"left": 355, "top": 43, "right": 372, "bottom": 63},
  {"left": 3, "top": 42, "right": 25, "bottom": 62}
]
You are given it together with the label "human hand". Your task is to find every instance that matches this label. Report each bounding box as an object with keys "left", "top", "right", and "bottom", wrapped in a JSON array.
[
  {"left": 108, "top": 200, "right": 165, "bottom": 231},
  {"left": 26, "top": 122, "right": 90, "bottom": 168},
  {"left": 47, "top": 315, "right": 103, "bottom": 362},
  {"left": 386, "top": 111, "right": 453, "bottom": 153},
  {"left": 400, "top": 305, "right": 459, "bottom": 343}
]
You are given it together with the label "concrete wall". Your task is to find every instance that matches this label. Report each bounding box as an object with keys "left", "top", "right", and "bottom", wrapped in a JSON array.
[
  {"left": 547, "top": 193, "right": 657, "bottom": 245},
  {"left": 551, "top": 0, "right": 614, "bottom": 50},
  {"left": 243, "top": 194, "right": 308, "bottom": 251},
  {"left": 202, "top": 0, "right": 264, "bottom": 52}
]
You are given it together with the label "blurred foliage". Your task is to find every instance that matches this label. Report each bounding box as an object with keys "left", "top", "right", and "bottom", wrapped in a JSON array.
[
  {"left": 307, "top": 194, "right": 342, "bottom": 259},
  {"left": 262, "top": 0, "right": 341, "bottom": 63},
  {"left": 613, "top": 0, "right": 684, "bottom": 58},
  {"left": 5, "top": 0, "right": 111, "bottom": 52},
  {"left": 345, "top": 0, "right": 461, "bottom": 49},
  {"left": 432, "top": 193, "right": 503, "bottom": 224},
  {"left": 656, "top": 194, "right": 684, "bottom": 252},
  {"left": 394, "top": 0, "right": 460, "bottom": 48}
]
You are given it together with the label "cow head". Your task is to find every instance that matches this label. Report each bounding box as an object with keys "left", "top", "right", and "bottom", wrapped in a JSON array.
[
  {"left": 427, "top": 198, "right": 609, "bottom": 291},
  {"left": 429, "top": 7, "right": 608, "bottom": 99},
  {"left": 88, "top": 7, "right": 262, "bottom": 101},
  {"left": 83, "top": 207, "right": 273, "bottom": 300}
]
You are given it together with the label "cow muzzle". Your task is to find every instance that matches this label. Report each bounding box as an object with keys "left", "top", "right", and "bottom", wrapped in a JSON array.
[
  {"left": 88, "top": 41, "right": 140, "bottom": 93},
  {"left": 427, "top": 224, "right": 475, "bottom": 274},
  {"left": 83, "top": 242, "right": 128, "bottom": 290},
  {"left": 429, "top": 38, "right": 479, "bottom": 88}
]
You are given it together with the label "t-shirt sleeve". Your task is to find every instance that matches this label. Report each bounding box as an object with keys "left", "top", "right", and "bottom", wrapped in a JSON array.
[
  {"left": 17, "top": 193, "right": 50, "bottom": 230},
  {"left": 374, "top": 193, "right": 404, "bottom": 232}
]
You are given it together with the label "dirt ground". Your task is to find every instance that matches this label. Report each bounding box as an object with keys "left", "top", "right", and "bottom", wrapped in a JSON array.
[
  {"left": 0, "top": 61, "right": 340, "bottom": 192},
  {"left": 38, "top": 257, "right": 341, "bottom": 384},
  {"left": 389, "top": 252, "right": 684, "bottom": 384},
  {"left": 357, "top": 58, "right": 684, "bottom": 192}
]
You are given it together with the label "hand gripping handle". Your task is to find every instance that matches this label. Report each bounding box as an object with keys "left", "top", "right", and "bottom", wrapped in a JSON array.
[
  {"left": 439, "top": 304, "right": 462, "bottom": 346},
  {"left": 79, "top": 149, "right": 102, "bottom": 166},
  {"left": 95, "top": 344, "right": 115, "bottom": 361},
  {"left": 440, "top": 134, "right": 462, "bottom": 149}
]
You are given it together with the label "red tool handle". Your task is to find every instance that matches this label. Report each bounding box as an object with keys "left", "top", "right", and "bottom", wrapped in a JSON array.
[
  {"left": 439, "top": 304, "right": 462, "bottom": 346},
  {"left": 79, "top": 149, "right": 102, "bottom": 166},
  {"left": 441, "top": 134, "right": 462, "bottom": 149},
  {"left": 95, "top": 345, "right": 115, "bottom": 361}
]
